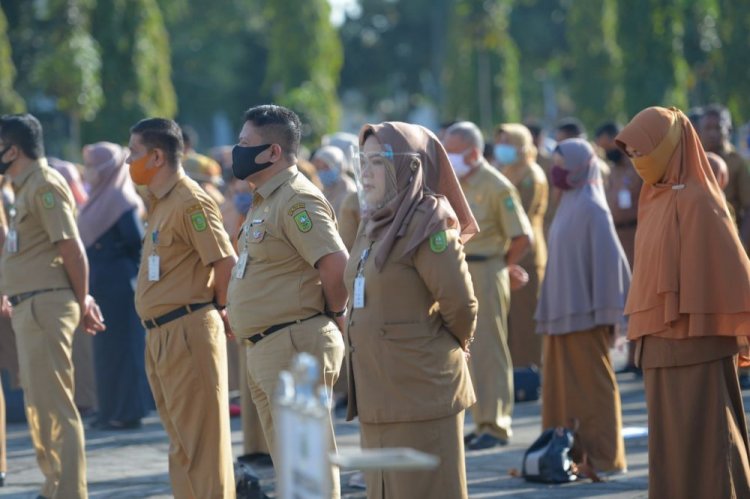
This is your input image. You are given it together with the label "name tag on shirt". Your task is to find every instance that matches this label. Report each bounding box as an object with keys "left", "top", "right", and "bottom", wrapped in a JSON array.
[
  {"left": 5, "top": 229, "right": 17, "bottom": 254},
  {"left": 617, "top": 189, "right": 632, "bottom": 209},
  {"left": 235, "top": 252, "right": 248, "bottom": 279},
  {"left": 353, "top": 276, "right": 365, "bottom": 309},
  {"left": 148, "top": 255, "right": 160, "bottom": 281}
]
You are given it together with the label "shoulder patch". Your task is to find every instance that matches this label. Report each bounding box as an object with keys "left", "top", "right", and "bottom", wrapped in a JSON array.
[
  {"left": 429, "top": 230, "right": 448, "bottom": 253},
  {"left": 293, "top": 210, "right": 313, "bottom": 232},
  {"left": 41, "top": 191, "right": 56, "bottom": 209},
  {"left": 190, "top": 210, "right": 208, "bottom": 232},
  {"left": 504, "top": 196, "right": 516, "bottom": 211},
  {"left": 186, "top": 203, "right": 203, "bottom": 214},
  {"left": 287, "top": 202, "right": 306, "bottom": 216}
]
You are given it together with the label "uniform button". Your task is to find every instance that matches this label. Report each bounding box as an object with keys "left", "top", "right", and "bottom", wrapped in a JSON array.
[
  {"left": 350, "top": 346, "right": 355, "bottom": 353},
  {"left": 379, "top": 329, "right": 386, "bottom": 337}
]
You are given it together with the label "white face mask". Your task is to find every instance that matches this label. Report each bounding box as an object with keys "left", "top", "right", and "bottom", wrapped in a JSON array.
[{"left": 447, "top": 152, "right": 472, "bottom": 178}]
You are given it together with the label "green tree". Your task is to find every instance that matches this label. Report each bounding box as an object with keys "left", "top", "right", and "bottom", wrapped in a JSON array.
[
  {"left": 443, "top": 0, "right": 520, "bottom": 131},
  {"left": 0, "top": 6, "right": 24, "bottom": 113},
  {"left": 564, "top": 0, "right": 624, "bottom": 128},
  {"left": 716, "top": 0, "right": 750, "bottom": 123},
  {"left": 682, "top": 0, "right": 722, "bottom": 106},
  {"left": 261, "top": 0, "right": 342, "bottom": 143},
  {"left": 618, "top": 0, "right": 689, "bottom": 118},
  {"left": 82, "top": 0, "right": 176, "bottom": 144}
]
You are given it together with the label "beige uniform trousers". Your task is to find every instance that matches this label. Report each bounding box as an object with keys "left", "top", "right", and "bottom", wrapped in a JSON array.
[
  {"left": 12, "top": 289, "right": 87, "bottom": 499},
  {"left": 466, "top": 258, "right": 514, "bottom": 440},
  {"left": 245, "top": 314, "right": 345, "bottom": 499},
  {"left": 360, "top": 412, "right": 468, "bottom": 499},
  {"left": 237, "top": 337, "right": 269, "bottom": 454},
  {"left": 145, "top": 308, "right": 235, "bottom": 499}
]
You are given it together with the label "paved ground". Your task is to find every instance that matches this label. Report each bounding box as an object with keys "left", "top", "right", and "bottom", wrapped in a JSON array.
[{"left": 2, "top": 371, "right": 744, "bottom": 498}]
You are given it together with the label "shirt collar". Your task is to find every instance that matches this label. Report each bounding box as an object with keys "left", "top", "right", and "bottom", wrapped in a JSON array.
[
  {"left": 255, "top": 165, "right": 298, "bottom": 200},
  {"left": 150, "top": 167, "right": 185, "bottom": 200},
  {"left": 12, "top": 158, "right": 46, "bottom": 190}
]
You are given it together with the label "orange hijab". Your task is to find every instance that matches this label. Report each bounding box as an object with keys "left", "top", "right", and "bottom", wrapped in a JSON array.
[{"left": 615, "top": 106, "right": 750, "bottom": 341}]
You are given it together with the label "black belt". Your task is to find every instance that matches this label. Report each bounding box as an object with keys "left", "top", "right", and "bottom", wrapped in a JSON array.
[
  {"left": 142, "top": 302, "right": 213, "bottom": 330},
  {"left": 615, "top": 220, "right": 638, "bottom": 229},
  {"left": 8, "top": 288, "right": 69, "bottom": 307},
  {"left": 465, "top": 255, "right": 490, "bottom": 262},
  {"left": 247, "top": 313, "right": 322, "bottom": 345}
]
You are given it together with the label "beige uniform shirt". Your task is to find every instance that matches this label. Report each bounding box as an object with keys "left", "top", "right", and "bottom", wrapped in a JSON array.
[
  {"left": 344, "top": 207, "right": 477, "bottom": 423},
  {"left": 228, "top": 166, "right": 346, "bottom": 338},
  {"left": 0, "top": 159, "right": 78, "bottom": 296},
  {"left": 721, "top": 147, "right": 750, "bottom": 226},
  {"left": 135, "top": 169, "right": 234, "bottom": 320},
  {"left": 460, "top": 160, "right": 532, "bottom": 264}
]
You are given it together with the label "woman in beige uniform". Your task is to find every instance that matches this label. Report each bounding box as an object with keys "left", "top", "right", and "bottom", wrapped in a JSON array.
[
  {"left": 616, "top": 106, "right": 750, "bottom": 498},
  {"left": 345, "top": 121, "right": 478, "bottom": 498},
  {"left": 495, "top": 123, "right": 548, "bottom": 367}
]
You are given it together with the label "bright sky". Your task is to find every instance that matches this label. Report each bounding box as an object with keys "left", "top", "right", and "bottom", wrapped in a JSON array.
[{"left": 328, "top": 0, "right": 361, "bottom": 26}]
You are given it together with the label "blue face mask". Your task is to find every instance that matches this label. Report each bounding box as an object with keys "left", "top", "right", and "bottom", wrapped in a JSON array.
[
  {"left": 494, "top": 144, "right": 518, "bottom": 165},
  {"left": 317, "top": 169, "right": 340, "bottom": 187},
  {"left": 233, "top": 192, "right": 253, "bottom": 215}
]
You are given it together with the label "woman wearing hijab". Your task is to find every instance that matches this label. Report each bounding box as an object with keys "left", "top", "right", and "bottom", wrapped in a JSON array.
[
  {"left": 616, "top": 107, "right": 750, "bottom": 498},
  {"left": 79, "top": 142, "right": 152, "bottom": 429},
  {"left": 535, "top": 138, "right": 630, "bottom": 474},
  {"left": 344, "top": 122, "right": 478, "bottom": 498},
  {"left": 495, "top": 123, "right": 548, "bottom": 368}
]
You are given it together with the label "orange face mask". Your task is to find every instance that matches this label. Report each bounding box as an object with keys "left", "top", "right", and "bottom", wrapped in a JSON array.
[{"left": 129, "top": 152, "right": 158, "bottom": 186}]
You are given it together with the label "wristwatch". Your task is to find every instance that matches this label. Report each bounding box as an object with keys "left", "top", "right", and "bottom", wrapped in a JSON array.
[{"left": 326, "top": 308, "right": 347, "bottom": 318}]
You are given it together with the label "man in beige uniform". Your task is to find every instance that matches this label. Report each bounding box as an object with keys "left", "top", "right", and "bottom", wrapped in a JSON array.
[
  {"left": 699, "top": 105, "right": 750, "bottom": 252},
  {"left": 444, "top": 121, "right": 532, "bottom": 450},
  {"left": 0, "top": 114, "right": 105, "bottom": 498},
  {"left": 128, "top": 118, "right": 237, "bottom": 499},
  {"left": 227, "top": 105, "right": 347, "bottom": 497}
]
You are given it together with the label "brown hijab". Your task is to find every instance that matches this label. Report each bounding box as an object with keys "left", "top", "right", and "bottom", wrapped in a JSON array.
[
  {"left": 615, "top": 106, "right": 750, "bottom": 340},
  {"left": 359, "top": 122, "right": 478, "bottom": 270}
]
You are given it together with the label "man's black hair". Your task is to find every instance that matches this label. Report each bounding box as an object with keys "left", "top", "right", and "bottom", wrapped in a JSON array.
[
  {"left": 243, "top": 105, "right": 301, "bottom": 158},
  {"left": 702, "top": 104, "right": 733, "bottom": 131},
  {"left": 556, "top": 117, "right": 586, "bottom": 139},
  {"left": 0, "top": 113, "right": 45, "bottom": 159},
  {"left": 594, "top": 122, "right": 620, "bottom": 139},
  {"left": 130, "top": 118, "right": 184, "bottom": 165}
]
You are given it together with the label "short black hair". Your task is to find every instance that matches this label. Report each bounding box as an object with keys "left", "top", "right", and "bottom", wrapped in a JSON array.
[
  {"left": 556, "top": 117, "right": 586, "bottom": 139},
  {"left": 0, "top": 113, "right": 45, "bottom": 159},
  {"left": 595, "top": 122, "right": 620, "bottom": 139},
  {"left": 243, "top": 105, "right": 301, "bottom": 158},
  {"left": 130, "top": 118, "right": 184, "bottom": 166},
  {"left": 702, "top": 104, "right": 732, "bottom": 131}
]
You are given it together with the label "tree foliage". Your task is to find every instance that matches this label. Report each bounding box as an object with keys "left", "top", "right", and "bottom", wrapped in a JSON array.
[
  {"left": 81, "top": 0, "right": 176, "bottom": 143},
  {"left": 0, "top": 6, "right": 24, "bottom": 114}
]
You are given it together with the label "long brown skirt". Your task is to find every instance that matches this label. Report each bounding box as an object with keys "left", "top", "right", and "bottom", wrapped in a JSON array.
[
  {"left": 359, "top": 411, "right": 467, "bottom": 499},
  {"left": 542, "top": 326, "right": 626, "bottom": 472},
  {"left": 642, "top": 336, "right": 750, "bottom": 499}
]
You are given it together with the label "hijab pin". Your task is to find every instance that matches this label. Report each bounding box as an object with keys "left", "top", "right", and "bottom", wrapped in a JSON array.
[{"left": 672, "top": 184, "right": 686, "bottom": 190}]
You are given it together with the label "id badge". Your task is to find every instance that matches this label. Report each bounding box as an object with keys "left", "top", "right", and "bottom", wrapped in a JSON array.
[
  {"left": 617, "top": 189, "right": 632, "bottom": 209},
  {"left": 5, "top": 229, "right": 17, "bottom": 253},
  {"left": 148, "top": 254, "right": 160, "bottom": 281},
  {"left": 235, "top": 252, "right": 248, "bottom": 279},
  {"left": 353, "top": 276, "right": 365, "bottom": 309}
]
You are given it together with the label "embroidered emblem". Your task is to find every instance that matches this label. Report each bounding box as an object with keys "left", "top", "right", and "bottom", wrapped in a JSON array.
[
  {"left": 429, "top": 230, "right": 448, "bottom": 253},
  {"left": 287, "top": 202, "right": 306, "bottom": 216},
  {"left": 42, "top": 191, "right": 55, "bottom": 209},
  {"left": 190, "top": 211, "right": 208, "bottom": 232},
  {"left": 293, "top": 210, "right": 313, "bottom": 232}
]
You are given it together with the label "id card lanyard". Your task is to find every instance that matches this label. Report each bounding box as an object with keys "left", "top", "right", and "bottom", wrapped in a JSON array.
[
  {"left": 235, "top": 220, "right": 251, "bottom": 279},
  {"left": 5, "top": 205, "right": 18, "bottom": 253},
  {"left": 148, "top": 229, "right": 160, "bottom": 281},
  {"left": 352, "top": 241, "right": 374, "bottom": 309}
]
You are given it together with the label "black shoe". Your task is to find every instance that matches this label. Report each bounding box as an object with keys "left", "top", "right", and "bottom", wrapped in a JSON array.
[
  {"left": 237, "top": 452, "right": 273, "bottom": 467},
  {"left": 466, "top": 433, "right": 508, "bottom": 450},
  {"left": 463, "top": 432, "right": 477, "bottom": 445}
]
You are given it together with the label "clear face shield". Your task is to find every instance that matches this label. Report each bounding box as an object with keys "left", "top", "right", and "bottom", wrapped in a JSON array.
[{"left": 352, "top": 143, "right": 412, "bottom": 215}]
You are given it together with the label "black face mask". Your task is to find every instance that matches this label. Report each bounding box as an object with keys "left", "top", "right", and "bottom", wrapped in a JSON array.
[
  {"left": 0, "top": 146, "right": 13, "bottom": 174},
  {"left": 232, "top": 144, "right": 273, "bottom": 180},
  {"left": 605, "top": 148, "right": 624, "bottom": 164}
]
